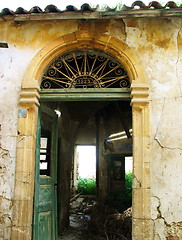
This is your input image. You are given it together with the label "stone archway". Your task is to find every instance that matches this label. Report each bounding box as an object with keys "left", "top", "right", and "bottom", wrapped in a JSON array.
[{"left": 11, "top": 31, "right": 150, "bottom": 240}]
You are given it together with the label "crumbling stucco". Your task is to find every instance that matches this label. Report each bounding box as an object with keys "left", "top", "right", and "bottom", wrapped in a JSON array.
[
  {"left": 125, "top": 18, "right": 182, "bottom": 99},
  {"left": 0, "top": 148, "right": 14, "bottom": 240},
  {"left": 124, "top": 17, "right": 182, "bottom": 239},
  {"left": 151, "top": 196, "right": 182, "bottom": 240}
]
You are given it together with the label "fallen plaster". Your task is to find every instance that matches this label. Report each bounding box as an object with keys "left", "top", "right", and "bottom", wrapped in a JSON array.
[
  {"left": 166, "top": 221, "right": 182, "bottom": 239},
  {"left": 151, "top": 196, "right": 182, "bottom": 239}
]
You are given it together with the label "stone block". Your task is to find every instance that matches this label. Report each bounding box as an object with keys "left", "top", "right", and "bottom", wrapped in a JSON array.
[
  {"left": 75, "top": 30, "right": 94, "bottom": 41},
  {"left": 17, "top": 136, "right": 35, "bottom": 150},
  {"left": 14, "top": 171, "right": 34, "bottom": 200},
  {"left": 63, "top": 33, "right": 76, "bottom": 45},
  {"left": 16, "top": 148, "right": 35, "bottom": 173},
  {"left": 12, "top": 200, "right": 33, "bottom": 228},
  {"left": 133, "top": 161, "right": 150, "bottom": 189},
  {"left": 17, "top": 106, "right": 37, "bottom": 136},
  {"left": 132, "top": 188, "right": 150, "bottom": 219},
  {"left": 11, "top": 226, "right": 32, "bottom": 240},
  {"left": 132, "top": 218, "right": 152, "bottom": 240}
]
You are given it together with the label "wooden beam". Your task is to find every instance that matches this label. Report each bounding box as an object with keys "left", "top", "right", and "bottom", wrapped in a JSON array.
[{"left": 11, "top": 9, "right": 182, "bottom": 22}]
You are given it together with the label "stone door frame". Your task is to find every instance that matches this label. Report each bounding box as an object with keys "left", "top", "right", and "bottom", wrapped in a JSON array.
[{"left": 11, "top": 31, "right": 151, "bottom": 240}]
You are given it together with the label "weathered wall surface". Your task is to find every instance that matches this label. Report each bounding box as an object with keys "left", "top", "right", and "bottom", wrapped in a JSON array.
[
  {"left": 0, "top": 20, "right": 78, "bottom": 239},
  {"left": 0, "top": 17, "right": 182, "bottom": 239},
  {"left": 124, "top": 18, "right": 182, "bottom": 239}
]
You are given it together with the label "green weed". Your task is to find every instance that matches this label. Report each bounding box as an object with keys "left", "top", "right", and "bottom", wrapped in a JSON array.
[{"left": 77, "top": 178, "right": 96, "bottom": 195}]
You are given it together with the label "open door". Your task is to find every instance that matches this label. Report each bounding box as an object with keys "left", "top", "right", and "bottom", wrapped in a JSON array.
[{"left": 33, "top": 105, "right": 58, "bottom": 240}]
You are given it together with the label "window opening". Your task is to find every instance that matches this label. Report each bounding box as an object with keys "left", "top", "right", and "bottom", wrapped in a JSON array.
[{"left": 40, "top": 112, "right": 52, "bottom": 176}]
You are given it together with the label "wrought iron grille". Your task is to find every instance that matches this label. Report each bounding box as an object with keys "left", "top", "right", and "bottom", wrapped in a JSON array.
[{"left": 41, "top": 50, "right": 130, "bottom": 89}]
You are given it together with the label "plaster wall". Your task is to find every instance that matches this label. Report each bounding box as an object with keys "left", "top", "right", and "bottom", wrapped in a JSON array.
[
  {"left": 0, "top": 17, "right": 182, "bottom": 239},
  {"left": 124, "top": 18, "right": 182, "bottom": 239}
]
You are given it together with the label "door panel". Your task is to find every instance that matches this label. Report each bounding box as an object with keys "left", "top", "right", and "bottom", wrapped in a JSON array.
[
  {"left": 33, "top": 105, "right": 58, "bottom": 240},
  {"left": 38, "top": 211, "right": 52, "bottom": 240}
]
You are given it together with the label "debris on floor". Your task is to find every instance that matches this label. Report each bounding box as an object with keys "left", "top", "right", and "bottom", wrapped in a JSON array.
[
  {"left": 83, "top": 203, "right": 132, "bottom": 240},
  {"left": 60, "top": 195, "right": 132, "bottom": 240}
]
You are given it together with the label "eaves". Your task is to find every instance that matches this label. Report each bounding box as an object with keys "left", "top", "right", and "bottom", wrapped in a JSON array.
[{"left": 1, "top": 9, "right": 182, "bottom": 22}]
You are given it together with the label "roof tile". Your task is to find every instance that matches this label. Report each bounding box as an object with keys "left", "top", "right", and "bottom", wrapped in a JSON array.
[
  {"left": 44, "top": 5, "right": 61, "bottom": 13},
  {"left": 65, "top": 5, "right": 78, "bottom": 12},
  {"left": 30, "top": 6, "right": 43, "bottom": 13},
  {"left": 0, "top": 1, "right": 181, "bottom": 17}
]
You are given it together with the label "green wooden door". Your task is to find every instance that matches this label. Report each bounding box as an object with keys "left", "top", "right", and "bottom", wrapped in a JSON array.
[{"left": 33, "top": 105, "right": 58, "bottom": 240}]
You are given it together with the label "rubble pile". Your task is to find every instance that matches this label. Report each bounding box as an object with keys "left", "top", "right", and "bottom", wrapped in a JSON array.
[
  {"left": 69, "top": 196, "right": 132, "bottom": 240},
  {"left": 84, "top": 203, "right": 132, "bottom": 240}
]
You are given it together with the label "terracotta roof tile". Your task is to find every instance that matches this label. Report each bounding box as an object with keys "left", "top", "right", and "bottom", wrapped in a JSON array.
[
  {"left": 15, "top": 7, "right": 28, "bottom": 14},
  {"left": 65, "top": 5, "right": 78, "bottom": 12},
  {"left": 0, "top": 1, "right": 181, "bottom": 19},
  {"left": 30, "top": 6, "right": 43, "bottom": 13},
  {"left": 44, "top": 5, "right": 61, "bottom": 13},
  {"left": 80, "top": 3, "right": 95, "bottom": 11}
]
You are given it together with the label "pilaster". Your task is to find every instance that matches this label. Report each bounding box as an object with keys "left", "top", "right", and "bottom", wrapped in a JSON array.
[
  {"left": 11, "top": 86, "right": 40, "bottom": 240},
  {"left": 131, "top": 82, "right": 152, "bottom": 240}
]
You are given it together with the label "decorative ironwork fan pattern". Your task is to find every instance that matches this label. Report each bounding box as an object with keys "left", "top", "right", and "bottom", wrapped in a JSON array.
[{"left": 41, "top": 50, "right": 130, "bottom": 89}]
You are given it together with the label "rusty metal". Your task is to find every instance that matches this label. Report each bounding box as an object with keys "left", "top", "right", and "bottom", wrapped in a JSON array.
[{"left": 41, "top": 50, "right": 130, "bottom": 89}]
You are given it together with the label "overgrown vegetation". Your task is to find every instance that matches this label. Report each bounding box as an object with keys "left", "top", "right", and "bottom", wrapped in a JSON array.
[
  {"left": 125, "top": 172, "right": 132, "bottom": 200},
  {"left": 77, "top": 178, "right": 96, "bottom": 195},
  {"left": 77, "top": 173, "right": 132, "bottom": 204},
  {"left": 113, "top": 173, "right": 132, "bottom": 210}
]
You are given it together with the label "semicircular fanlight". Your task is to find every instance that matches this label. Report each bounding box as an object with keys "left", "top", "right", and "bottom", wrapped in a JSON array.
[{"left": 41, "top": 49, "right": 130, "bottom": 89}]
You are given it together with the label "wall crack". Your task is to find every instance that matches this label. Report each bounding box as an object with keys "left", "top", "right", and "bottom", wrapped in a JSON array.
[
  {"left": 154, "top": 96, "right": 182, "bottom": 150},
  {"left": 155, "top": 137, "right": 182, "bottom": 151}
]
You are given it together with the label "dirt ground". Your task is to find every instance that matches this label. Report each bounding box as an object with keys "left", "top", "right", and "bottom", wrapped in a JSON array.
[{"left": 59, "top": 229, "right": 82, "bottom": 240}]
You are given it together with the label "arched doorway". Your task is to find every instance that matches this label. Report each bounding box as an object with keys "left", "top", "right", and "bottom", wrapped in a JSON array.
[
  {"left": 35, "top": 48, "right": 131, "bottom": 239},
  {"left": 12, "top": 31, "right": 151, "bottom": 240}
]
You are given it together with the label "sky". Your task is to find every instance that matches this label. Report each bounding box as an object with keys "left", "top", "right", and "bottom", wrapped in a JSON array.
[{"left": 0, "top": 0, "right": 170, "bottom": 11}]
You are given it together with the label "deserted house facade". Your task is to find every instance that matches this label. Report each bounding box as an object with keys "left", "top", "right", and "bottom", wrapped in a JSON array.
[{"left": 0, "top": 1, "right": 182, "bottom": 240}]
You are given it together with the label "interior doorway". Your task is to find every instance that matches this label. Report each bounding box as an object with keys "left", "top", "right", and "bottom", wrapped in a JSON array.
[
  {"left": 73, "top": 145, "right": 96, "bottom": 196},
  {"left": 75, "top": 145, "right": 96, "bottom": 179},
  {"left": 34, "top": 99, "right": 132, "bottom": 240}
]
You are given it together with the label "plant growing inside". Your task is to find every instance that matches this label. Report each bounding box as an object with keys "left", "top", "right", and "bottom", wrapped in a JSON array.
[{"left": 77, "top": 178, "right": 96, "bottom": 195}]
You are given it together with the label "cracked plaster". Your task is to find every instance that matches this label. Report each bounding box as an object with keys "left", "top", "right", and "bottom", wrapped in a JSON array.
[
  {"left": 155, "top": 97, "right": 182, "bottom": 149},
  {"left": 151, "top": 147, "right": 182, "bottom": 223},
  {"left": 152, "top": 197, "right": 182, "bottom": 240},
  {"left": 0, "top": 197, "right": 12, "bottom": 240}
]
